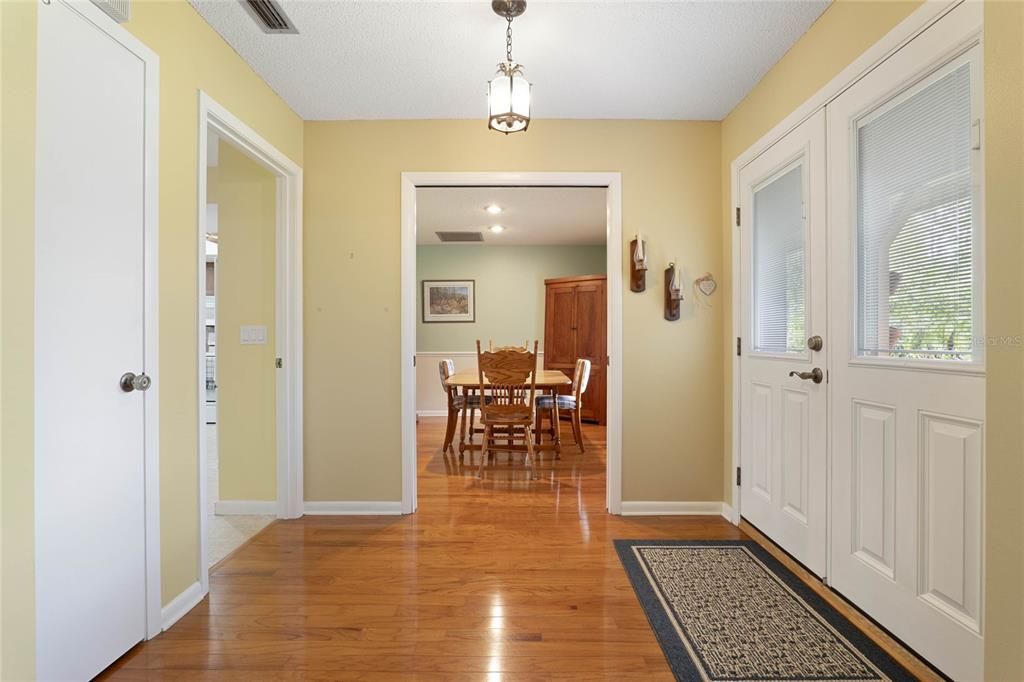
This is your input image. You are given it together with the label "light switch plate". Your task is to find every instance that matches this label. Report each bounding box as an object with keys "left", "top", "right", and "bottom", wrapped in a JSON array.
[{"left": 240, "top": 325, "right": 267, "bottom": 345}]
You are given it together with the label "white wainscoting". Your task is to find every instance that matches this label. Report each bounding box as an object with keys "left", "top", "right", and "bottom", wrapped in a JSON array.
[{"left": 416, "top": 351, "right": 545, "bottom": 416}]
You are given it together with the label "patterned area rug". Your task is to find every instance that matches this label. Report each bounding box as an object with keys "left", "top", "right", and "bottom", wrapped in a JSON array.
[{"left": 615, "top": 540, "right": 917, "bottom": 682}]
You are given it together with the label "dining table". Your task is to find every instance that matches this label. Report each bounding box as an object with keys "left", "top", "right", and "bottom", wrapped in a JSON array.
[{"left": 445, "top": 369, "right": 572, "bottom": 456}]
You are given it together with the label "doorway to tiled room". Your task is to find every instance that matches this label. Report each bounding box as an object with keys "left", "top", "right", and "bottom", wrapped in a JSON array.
[{"left": 202, "top": 128, "right": 278, "bottom": 566}]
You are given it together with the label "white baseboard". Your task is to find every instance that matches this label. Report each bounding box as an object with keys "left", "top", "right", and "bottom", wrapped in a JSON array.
[
  {"left": 721, "top": 503, "right": 735, "bottom": 523},
  {"left": 620, "top": 501, "right": 729, "bottom": 516},
  {"left": 304, "top": 501, "right": 404, "bottom": 515},
  {"left": 416, "top": 410, "right": 448, "bottom": 417},
  {"left": 214, "top": 500, "right": 277, "bottom": 515},
  {"left": 161, "top": 581, "right": 205, "bottom": 631}
]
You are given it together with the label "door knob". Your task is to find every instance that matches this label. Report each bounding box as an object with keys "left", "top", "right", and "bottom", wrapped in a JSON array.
[
  {"left": 807, "top": 335, "right": 823, "bottom": 352},
  {"left": 788, "top": 368, "right": 823, "bottom": 384},
  {"left": 120, "top": 372, "right": 152, "bottom": 393}
]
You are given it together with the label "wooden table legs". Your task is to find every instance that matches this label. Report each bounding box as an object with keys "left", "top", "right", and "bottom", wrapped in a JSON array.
[{"left": 456, "top": 387, "right": 561, "bottom": 457}]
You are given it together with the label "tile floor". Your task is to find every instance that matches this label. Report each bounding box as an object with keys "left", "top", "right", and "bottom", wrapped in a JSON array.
[{"left": 206, "top": 423, "right": 274, "bottom": 566}]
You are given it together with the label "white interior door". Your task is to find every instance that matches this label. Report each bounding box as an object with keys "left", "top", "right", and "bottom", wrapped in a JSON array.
[
  {"left": 739, "top": 109, "right": 828, "bottom": 577},
  {"left": 827, "top": 4, "right": 984, "bottom": 679},
  {"left": 35, "top": 1, "right": 158, "bottom": 678}
]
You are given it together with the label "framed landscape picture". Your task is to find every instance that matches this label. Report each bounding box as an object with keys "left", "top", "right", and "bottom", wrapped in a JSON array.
[{"left": 422, "top": 280, "right": 476, "bottom": 323}]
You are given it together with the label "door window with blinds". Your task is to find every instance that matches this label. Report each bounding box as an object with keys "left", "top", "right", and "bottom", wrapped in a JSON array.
[
  {"left": 752, "top": 161, "right": 807, "bottom": 354},
  {"left": 856, "top": 60, "right": 977, "bottom": 362}
]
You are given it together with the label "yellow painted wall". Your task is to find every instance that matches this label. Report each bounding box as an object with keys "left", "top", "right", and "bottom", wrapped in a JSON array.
[
  {"left": 304, "top": 120, "right": 723, "bottom": 503},
  {"left": 0, "top": 1, "right": 303, "bottom": 677},
  {"left": 1, "top": 2, "right": 37, "bottom": 678},
  {"left": 207, "top": 140, "right": 277, "bottom": 502},
  {"left": 980, "top": 2, "right": 1024, "bottom": 676},
  {"left": 720, "top": 1, "right": 1024, "bottom": 677},
  {"left": 121, "top": 0, "right": 302, "bottom": 605},
  {"left": 0, "top": 2, "right": 5, "bottom": 675}
]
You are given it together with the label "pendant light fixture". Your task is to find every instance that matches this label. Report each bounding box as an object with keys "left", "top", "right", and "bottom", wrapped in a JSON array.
[{"left": 487, "top": 0, "right": 531, "bottom": 134}]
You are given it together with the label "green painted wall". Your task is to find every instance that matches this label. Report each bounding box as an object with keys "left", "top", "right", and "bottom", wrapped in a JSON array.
[{"left": 416, "top": 244, "right": 606, "bottom": 352}]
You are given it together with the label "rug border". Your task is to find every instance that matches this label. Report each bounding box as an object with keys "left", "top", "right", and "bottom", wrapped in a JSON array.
[{"left": 614, "top": 539, "right": 919, "bottom": 682}]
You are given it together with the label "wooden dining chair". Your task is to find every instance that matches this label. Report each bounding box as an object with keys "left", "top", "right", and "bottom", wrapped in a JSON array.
[
  {"left": 535, "top": 358, "right": 592, "bottom": 453},
  {"left": 438, "top": 359, "right": 483, "bottom": 455},
  {"left": 475, "top": 340, "right": 539, "bottom": 479},
  {"left": 488, "top": 340, "right": 529, "bottom": 352}
]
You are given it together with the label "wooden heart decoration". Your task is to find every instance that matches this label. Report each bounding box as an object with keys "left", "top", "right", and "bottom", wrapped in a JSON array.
[{"left": 696, "top": 274, "right": 717, "bottom": 296}]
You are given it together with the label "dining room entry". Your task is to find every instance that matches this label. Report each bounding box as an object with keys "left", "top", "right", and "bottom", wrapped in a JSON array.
[{"left": 405, "top": 178, "right": 622, "bottom": 508}]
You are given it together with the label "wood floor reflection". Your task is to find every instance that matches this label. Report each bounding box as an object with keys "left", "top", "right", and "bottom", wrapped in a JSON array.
[{"left": 101, "top": 417, "right": 936, "bottom": 680}]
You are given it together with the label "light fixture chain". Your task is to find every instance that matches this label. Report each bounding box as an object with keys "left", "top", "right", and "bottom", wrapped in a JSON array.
[{"left": 506, "top": 15, "right": 513, "bottom": 63}]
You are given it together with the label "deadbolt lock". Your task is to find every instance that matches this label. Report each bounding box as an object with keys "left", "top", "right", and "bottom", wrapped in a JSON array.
[{"left": 807, "top": 335, "right": 824, "bottom": 352}]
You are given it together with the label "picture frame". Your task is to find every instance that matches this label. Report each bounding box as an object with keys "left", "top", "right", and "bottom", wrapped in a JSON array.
[{"left": 422, "top": 280, "right": 476, "bottom": 323}]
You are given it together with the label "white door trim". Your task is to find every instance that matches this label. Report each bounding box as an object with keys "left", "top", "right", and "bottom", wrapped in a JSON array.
[
  {"left": 196, "top": 92, "right": 304, "bottom": 595},
  {"left": 729, "top": 0, "right": 963, "bottom": 526},
  {"left": 400, "top": 172, "right": 624, "bottom": 515}
]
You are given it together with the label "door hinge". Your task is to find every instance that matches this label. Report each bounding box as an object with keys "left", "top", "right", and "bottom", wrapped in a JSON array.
[
  {"left": 413, "top": 355, "right": 417, "bottom": 367},
  {"left": 971, "top": 118, "right": 982, "bottom": 150},
  {"left": 736, "top": 466, "right": 742, "bottom": 486},
  {"left": 275, "top": 357, "right": 283, "bottom": 369},
  {"left": 736, "top": 337, "right": 742, "bottom": 356},
  {"left": 735, "top": 207, "right": 741, "bottom": 227}
]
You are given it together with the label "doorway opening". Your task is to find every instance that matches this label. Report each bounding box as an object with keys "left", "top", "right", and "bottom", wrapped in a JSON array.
[
  {"left": 202, "top": 131, "right": 278, "bottom": 565},
  {"left": 400, "top": 173, "right": 624, "bottom": 514},
  {"left": 196, "top": 94, "right": 304, "bottom": 594}
]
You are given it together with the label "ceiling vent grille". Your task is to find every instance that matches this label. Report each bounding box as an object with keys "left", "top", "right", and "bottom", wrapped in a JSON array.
[
  {"left": 241, "top": 0, "right": 298, "bottom": 34},
  {"left": 436, "top": 231, "right": 484, "bottom": 243},
  {"left": 90, "top": 0, "right": 130, "bottom": 23}
]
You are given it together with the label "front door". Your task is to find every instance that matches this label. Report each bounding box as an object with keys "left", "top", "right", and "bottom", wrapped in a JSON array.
[
  {"left": 739, "top": 109, "right": 828, "bottom": 577},
  {"left": 35, "top": 1, "right": 157, "bottom": 678},
  {"left": 827, "top": 10, "right": 984, "bottom": 679}
]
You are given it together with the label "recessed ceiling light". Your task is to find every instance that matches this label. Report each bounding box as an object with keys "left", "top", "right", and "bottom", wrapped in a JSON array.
[
  {"left": 485, "top": 204, "right": 503, "bottom": 215},
  {"left": 488, "top": 224, "right": 505, "bottom": 233}
]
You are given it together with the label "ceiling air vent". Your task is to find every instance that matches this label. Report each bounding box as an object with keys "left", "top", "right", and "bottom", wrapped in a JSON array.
[
  {"left": 436, "top": 231, "right": 484, "bottom": 243},
  {"left": 241, "top": 0, "right": 298, "bottom": 34},
  {"left": 90, "top": 0, "right": 130, "bottom": 23}
]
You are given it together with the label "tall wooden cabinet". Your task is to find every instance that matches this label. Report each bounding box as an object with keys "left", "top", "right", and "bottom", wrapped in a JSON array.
[{"left": 543, "top": 275, "right": 607, "bottom": 424}]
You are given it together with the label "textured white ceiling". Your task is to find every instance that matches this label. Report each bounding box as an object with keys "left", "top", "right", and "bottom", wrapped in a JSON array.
[
  {"left": 416, "top": 186, "right": 607, "bottom": 245},
  {"left": 189, "top": 0, "right": 829, "bottom": 121}
]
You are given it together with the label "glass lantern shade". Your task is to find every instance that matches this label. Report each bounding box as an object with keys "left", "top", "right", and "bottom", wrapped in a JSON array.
[{"left": 487, "top": 62, "right": 531, "bottom": 134}]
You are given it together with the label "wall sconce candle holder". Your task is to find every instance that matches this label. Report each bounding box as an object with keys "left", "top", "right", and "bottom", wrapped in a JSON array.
[
  {"left": 630, "top": 236, "right": 647, "bottom": 292},
  {"left": 665, "top": 262, "right": 683, "bottom": 321}
]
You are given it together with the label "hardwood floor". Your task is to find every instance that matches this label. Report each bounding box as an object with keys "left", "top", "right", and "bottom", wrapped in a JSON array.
[{"left": 102, "top": 417, "right": 937, "bottom": 680}]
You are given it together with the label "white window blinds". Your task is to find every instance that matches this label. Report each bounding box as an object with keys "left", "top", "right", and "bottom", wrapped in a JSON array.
[
  {"left": 857, "top": 63, "right": 974, "bottom": 361},
  {"left": 753, "top": 164, "right": 806, "bottom": 354}
]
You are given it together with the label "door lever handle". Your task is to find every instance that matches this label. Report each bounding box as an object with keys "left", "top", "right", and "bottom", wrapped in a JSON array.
[{"left": 788, "top": 368, "right": 823, "bottom": 384}]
